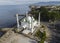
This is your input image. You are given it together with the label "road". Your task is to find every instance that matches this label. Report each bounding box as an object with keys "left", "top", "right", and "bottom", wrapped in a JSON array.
[{"left": 41, "top": 22, "right": 60, "bottom": 43}]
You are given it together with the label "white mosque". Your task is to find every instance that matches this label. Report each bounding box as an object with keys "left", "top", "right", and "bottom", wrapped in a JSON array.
[{"left": 16, "top": 12, "right": 40, "bottom": 34}]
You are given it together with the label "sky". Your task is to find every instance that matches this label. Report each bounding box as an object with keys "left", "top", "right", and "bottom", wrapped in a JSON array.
[{"left": 0, "top": 0, "right": 60, "bottom": 5}]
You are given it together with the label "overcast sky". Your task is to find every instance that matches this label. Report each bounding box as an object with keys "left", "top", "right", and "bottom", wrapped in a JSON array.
[{"left": 0, "top": 0, "right": 60, "bottom": 5}]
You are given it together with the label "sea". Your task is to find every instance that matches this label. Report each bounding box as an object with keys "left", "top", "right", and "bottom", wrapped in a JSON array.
[{"left": 0, "top": 5, "right": 30, "bottom": 28}]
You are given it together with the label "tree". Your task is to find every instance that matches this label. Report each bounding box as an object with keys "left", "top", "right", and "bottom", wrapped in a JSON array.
[
  {"left": 40, "top": 7, "right": 49, "bottom": 21},
  {"left": 29, "top": 8, "right": 39, "bottom": 20},
  {"left": 29, "top": 6, "right": 60, "bottom": 22}
]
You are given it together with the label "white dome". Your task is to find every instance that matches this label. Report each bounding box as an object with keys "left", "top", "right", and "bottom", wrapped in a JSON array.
[{"left": 27, "top": 16, "right": 35, "bottom": 23}]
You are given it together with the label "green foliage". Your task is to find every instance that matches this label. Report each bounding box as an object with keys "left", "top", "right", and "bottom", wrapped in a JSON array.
[
  {"left": 30, "top": 10, "right": 39, "bottom": 20},
  {"left": 35, "top": 30, "right": 43, "bottom": 39},
  {"left": 40, "top": 31, "right": 46, "bottom": 43},
  {"left": 41, "top": 25, "right": 45, "bottom": 28},
  {"left": 48, "top": 11, "right": 60, "bottom": 21},
  {"left": 39, "top": 6, "right": 50, "bottom": 21},
  {"left": 35, "top": 30, "right": 46, "bottom": 43},
  {"left": 29, "top": 6, "right": 60, "bottom": 21}
]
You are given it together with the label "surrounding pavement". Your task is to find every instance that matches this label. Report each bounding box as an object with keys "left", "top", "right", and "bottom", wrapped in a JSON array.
[
  {"left": 41, "top": 22, "right": 60, "bottom": 43},
  {"left": 0, "top": 30, "right": 37, "bottom": 43}
]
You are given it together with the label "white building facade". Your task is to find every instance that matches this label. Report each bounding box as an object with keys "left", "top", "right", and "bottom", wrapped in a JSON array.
[
  {"left": 16, "top": 13, "right": 40, "bottom": 34},
  {"left": 21, "top": 15, "right": 38, "bottom": 33}
]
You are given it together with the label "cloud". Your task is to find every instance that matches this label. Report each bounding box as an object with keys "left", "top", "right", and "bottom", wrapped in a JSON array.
[
  {"left": 0, "top": 0, "right": 60, "bottom": 5},
  {"left": 0, "top": 0, "right": 41, "bottom": 5}
]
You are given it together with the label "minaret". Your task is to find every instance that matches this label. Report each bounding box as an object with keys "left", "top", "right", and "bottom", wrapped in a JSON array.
[
  {"left": 30, "top": 15, "right": 32, "bottom": 30},
  {"left": 31, "top": 16, "right": 33, "bottom": 33},
  {"left": 26, "top": 12, "right": 28, "bottom": 18},
  {"left": 26, "top": 12, "right": 28, "bottom": 29},
  {"left": 39, "top": 13, "right": 40, "bottom": 26},
  {"left": 16, "top": 14, "right": 20, "bottom": 31}
]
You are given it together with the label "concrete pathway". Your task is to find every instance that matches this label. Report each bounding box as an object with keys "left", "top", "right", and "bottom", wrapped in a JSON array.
[{"left": 0, "top": 30, "right": 37, "bottom": 43}]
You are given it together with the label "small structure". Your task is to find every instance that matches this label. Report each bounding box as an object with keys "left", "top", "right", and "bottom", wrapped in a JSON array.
[{"left": 16, "top": 12, "right": 40, "bottom": 34}]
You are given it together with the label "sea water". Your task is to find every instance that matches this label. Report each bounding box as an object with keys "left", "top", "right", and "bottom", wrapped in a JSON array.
[{"left": 0, "top": 5, "right": 29, "bottom": 28}]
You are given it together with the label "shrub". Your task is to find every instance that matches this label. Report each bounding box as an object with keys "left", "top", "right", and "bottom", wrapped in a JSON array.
[{"left": 35, "top": 30, "right": 46, "bottom": 43}]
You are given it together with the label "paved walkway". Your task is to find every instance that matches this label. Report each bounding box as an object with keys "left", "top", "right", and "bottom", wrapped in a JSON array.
[{"left": 0, "top": 30, "right": 37, "bottom": 43}]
